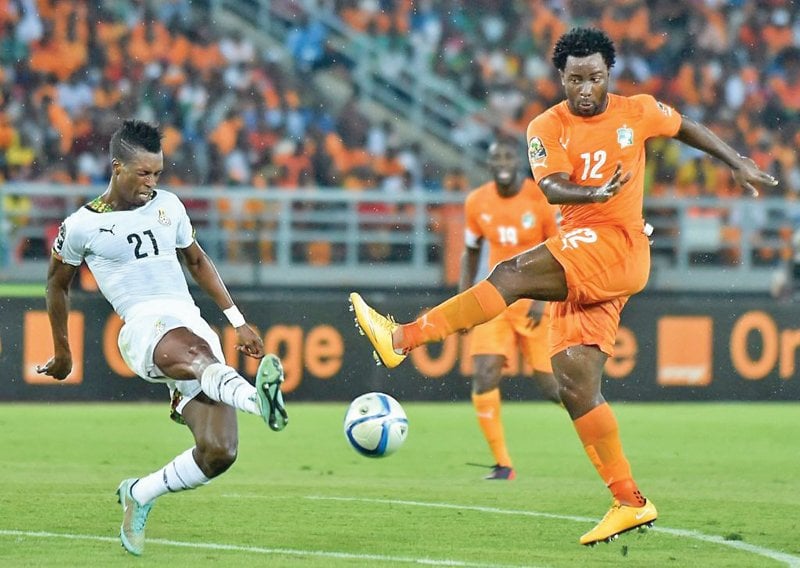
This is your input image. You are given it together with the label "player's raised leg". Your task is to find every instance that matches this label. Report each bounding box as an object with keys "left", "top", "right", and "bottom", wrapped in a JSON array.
[
  {"left": 255, "top": 354, "right": 288, "bottom": 431},
  {"left": 155, "top": 327, "right": 288, "bottom": 429},
  {"left": 349, "top": 245, "right": 567, "bottom": 367},
  {"left": 348, "top": 292, "right": 406, "bottom": 367},
  {"left": 349, "top": 280, "right": 509, "bottom": 367}
]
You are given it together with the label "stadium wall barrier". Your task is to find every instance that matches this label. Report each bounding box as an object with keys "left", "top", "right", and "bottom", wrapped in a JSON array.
[{"left": 1, "top": 291, "right": 798, "bottom": 403}]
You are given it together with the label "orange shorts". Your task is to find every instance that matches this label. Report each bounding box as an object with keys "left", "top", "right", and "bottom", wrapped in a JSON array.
[
  {"left": 544, "top": 225, "right": 650, "bottom": 357},
  {"left": 469, "top": 299, "right": 552, "bottom": 373}
]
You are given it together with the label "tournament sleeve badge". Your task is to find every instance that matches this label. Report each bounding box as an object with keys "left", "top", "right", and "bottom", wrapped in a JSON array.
[
  {"left": 528, "top": 136, "right": 547, "bottom": 170},
  {"left": 617, "top": 125, "right": 634, "bottom": 148}
]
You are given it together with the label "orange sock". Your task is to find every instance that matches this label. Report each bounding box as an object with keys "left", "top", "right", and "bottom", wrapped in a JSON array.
[
  {"left": 573, "top": 403, "right": 645, "bottom": 507},
  {"left": 398, "top": 281, "right": 507, "bottom": 351},
  {"left": 472, "top": 389, "right": 512, "bottom": 467}
]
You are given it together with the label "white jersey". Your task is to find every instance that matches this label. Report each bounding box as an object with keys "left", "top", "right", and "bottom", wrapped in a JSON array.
[{"left": 54, "top": 189, "right": 196, "bottom": 321}]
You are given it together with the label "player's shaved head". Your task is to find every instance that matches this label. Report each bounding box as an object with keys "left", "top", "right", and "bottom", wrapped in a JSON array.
[
  {"left": 552, "top": 28, "right": 616, "bottom": 72},
  {"left": 110, "top": 119, "right": 163, "bottom": 163}
]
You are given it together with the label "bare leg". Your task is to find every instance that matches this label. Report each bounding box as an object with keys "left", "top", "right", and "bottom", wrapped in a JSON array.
[
  {"left": 130, "top": 395, "right": 237, "bottom": 505},
  {"left": 182, "top": 395, "right": 239, "bottom": 477},
  {"left": 531, "top": 370, "right": 561, "bottom": 404},
  {"left": 153, "top": 327, "right": 260, "bottom": 415},
  {"left": 396, "top": 245, "right": 569, "bottom": 351},
  {"left": 551, "top": 345, "right": 606, "bottom": 420},
  {"left": 153, "top": 327, "right": 220, "bottom": 379},
  {"left": 471, "top": 354, "right": 504, "bottom": 395},
  {"left": 552, "top": 345, "right": 644, "bottom": 507},
  {"left": 487, "top": 244, "right": 569, "bottom": 303}
]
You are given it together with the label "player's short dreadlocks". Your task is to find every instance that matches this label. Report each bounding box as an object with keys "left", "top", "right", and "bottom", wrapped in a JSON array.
[{"left": 552, "top": 28, "right": 616, "bottom": 72}]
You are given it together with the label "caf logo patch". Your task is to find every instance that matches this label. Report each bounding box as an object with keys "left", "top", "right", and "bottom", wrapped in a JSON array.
[{"left": 528, "top": 137, "right": 547, "bottom": 166}]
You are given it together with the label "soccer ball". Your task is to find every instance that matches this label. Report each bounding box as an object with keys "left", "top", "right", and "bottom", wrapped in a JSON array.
[{"left": 343, "top": 392, "right": 408, "bottom": 458}]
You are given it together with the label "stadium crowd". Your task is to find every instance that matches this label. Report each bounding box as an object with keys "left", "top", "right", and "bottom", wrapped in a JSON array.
[
  {"left": 0, "top": 0, "right": 798, "bottom": 267},
  {"left": 335, "top": 0, "right": 799, "bottom": 199}
]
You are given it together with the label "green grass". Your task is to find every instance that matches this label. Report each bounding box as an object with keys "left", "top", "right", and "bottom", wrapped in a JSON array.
[{"left": 0, "top": 402, "right": 798, "bottom": 567}]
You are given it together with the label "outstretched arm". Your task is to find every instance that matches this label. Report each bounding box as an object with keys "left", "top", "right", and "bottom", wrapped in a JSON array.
[
  {"left": 179, "top": 241, "right": 264, "bottom": 358},
  {"left": 36, "top": 257, "right": 78, "bottom": 380},
  {"left": 180, "top": 241, "right": 236, "bottom": 311},
  {"left": 674, "top": 116, "right": 778, "bottom": 196}
]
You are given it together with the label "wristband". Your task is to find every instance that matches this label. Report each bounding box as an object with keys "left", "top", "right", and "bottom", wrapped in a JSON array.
[{"left": 223, "top": 305, "right": 246, "bottom": 328}]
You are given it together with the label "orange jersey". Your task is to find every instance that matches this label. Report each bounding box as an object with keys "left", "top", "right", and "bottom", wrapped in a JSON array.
[
  {"left": 464, "top": 177, "right": 559, "bottom": 269},
  {"left": 526, "top": 93, "right": 682, "bottom": 231}
]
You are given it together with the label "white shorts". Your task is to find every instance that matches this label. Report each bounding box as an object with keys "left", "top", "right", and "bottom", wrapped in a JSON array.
[{"left": 118, "top": 301, "right": 225, "bottom": 415}]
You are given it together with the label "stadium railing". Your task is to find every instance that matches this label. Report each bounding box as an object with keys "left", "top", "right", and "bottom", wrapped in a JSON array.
[{"left": 0, "top": 183, "right": 796, "bottom": 293}]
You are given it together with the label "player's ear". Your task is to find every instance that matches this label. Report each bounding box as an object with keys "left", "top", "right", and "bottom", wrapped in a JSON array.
[
  {"left": 111, "top": 159, "right": 122, "bottom": 177},
  {"left": 558, "top": 70, "right": 566, "bottom": 86}
]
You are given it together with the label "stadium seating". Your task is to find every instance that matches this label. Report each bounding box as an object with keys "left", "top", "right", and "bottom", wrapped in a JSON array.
[{"left": 0, "top": 0, "right": 797, "bottom": 283}]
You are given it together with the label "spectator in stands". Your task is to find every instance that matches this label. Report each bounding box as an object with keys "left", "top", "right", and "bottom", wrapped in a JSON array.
[
  {"left": 220, "top": 29, "right": 255, "bottom": 65},
  {"left": 1, "top": 0, "right": 797, "bottom": 269},
  {"left": 286, "top": 12, "right": 329, "bottom": 73},
  {"left": 336, "top": 93, "right": 370, "bottom": 148}
]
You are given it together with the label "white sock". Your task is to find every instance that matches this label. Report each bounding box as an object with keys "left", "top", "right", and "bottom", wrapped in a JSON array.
[
  {"left": 200, "top": 362, "right": 260, "bottom": 415},
  {"left": 131, "top": 447, "right": 210, "bottom": 505}
]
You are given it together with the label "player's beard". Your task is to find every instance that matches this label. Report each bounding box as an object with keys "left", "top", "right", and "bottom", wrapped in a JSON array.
[{"left": 573, "top": 100, "right": 597, "bottom": 116}]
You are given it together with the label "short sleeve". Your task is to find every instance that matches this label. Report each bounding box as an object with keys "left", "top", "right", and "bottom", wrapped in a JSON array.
[
  {"left": 526, "top": 111, "right": 573, "bottom": 183},
  {"left": 174, "top": 197, "right": 195, "bottom": 248},
  {"left": 52, "top": 217, "right": 85, "bottom": 266},
  {"left": 633, "top": 94, "right": 682, "bottom": 139},
  {"left": 463, "top": 191, "right": 483, "bottom": 248}
]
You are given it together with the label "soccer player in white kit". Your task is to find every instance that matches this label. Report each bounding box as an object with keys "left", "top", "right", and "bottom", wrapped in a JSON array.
[{"left": 36, "top": 119, "right": 288, "bottom": 556}]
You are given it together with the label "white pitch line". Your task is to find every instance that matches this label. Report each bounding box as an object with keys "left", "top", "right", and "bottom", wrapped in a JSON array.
[
  {"left": 0, "top": 529, "right": 543, "bottom": 568},
  {"left": 307, "top": 496, "right": 800, "bottom": 568}
]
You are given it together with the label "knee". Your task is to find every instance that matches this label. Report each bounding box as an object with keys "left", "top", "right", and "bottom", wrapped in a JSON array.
[
  {"left": 557, "top": 380, "right": 579, "bottom": 405},
  {"left": 195, "top": 439, "right": 238, "bottom": 477},
  {"left": 537, "top": 373, "right": 562, "bottom": 405},
  {"left": 187, "top": 341, "right": 217, "bottom": 363},
  {"left": 471, "top": 360, "right": 503, "bottom": 395},
  {"left": 471, "top": 377, "right": 500, "bottom": 396},
  {"left": 555, "top": 374, "right": 603, "bottom": 419}
]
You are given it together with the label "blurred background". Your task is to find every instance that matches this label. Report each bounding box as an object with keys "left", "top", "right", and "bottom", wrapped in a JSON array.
[{"left": 1, "top": 0, "right": 799, "bottom": 403}]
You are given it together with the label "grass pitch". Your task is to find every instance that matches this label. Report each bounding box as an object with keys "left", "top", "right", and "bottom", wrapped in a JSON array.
[{"left": 0, "top": 401, "right": 797, "bottom": 567}]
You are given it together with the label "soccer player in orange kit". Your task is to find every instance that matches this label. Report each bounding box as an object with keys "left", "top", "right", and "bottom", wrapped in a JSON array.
[
  {"left": 461, "top": 140, "right": 561, "bottom": 481},
  {"left": 349, "top": 27, "right": 777, "bottom": 545}
]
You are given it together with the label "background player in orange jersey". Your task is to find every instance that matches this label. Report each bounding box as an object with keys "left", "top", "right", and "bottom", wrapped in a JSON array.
[
  {"left": 461, "top": 140, "right": 561, "bottom": 481},
  {"left": 350, "top": 27, "right": 777, "bottom": 546}
]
